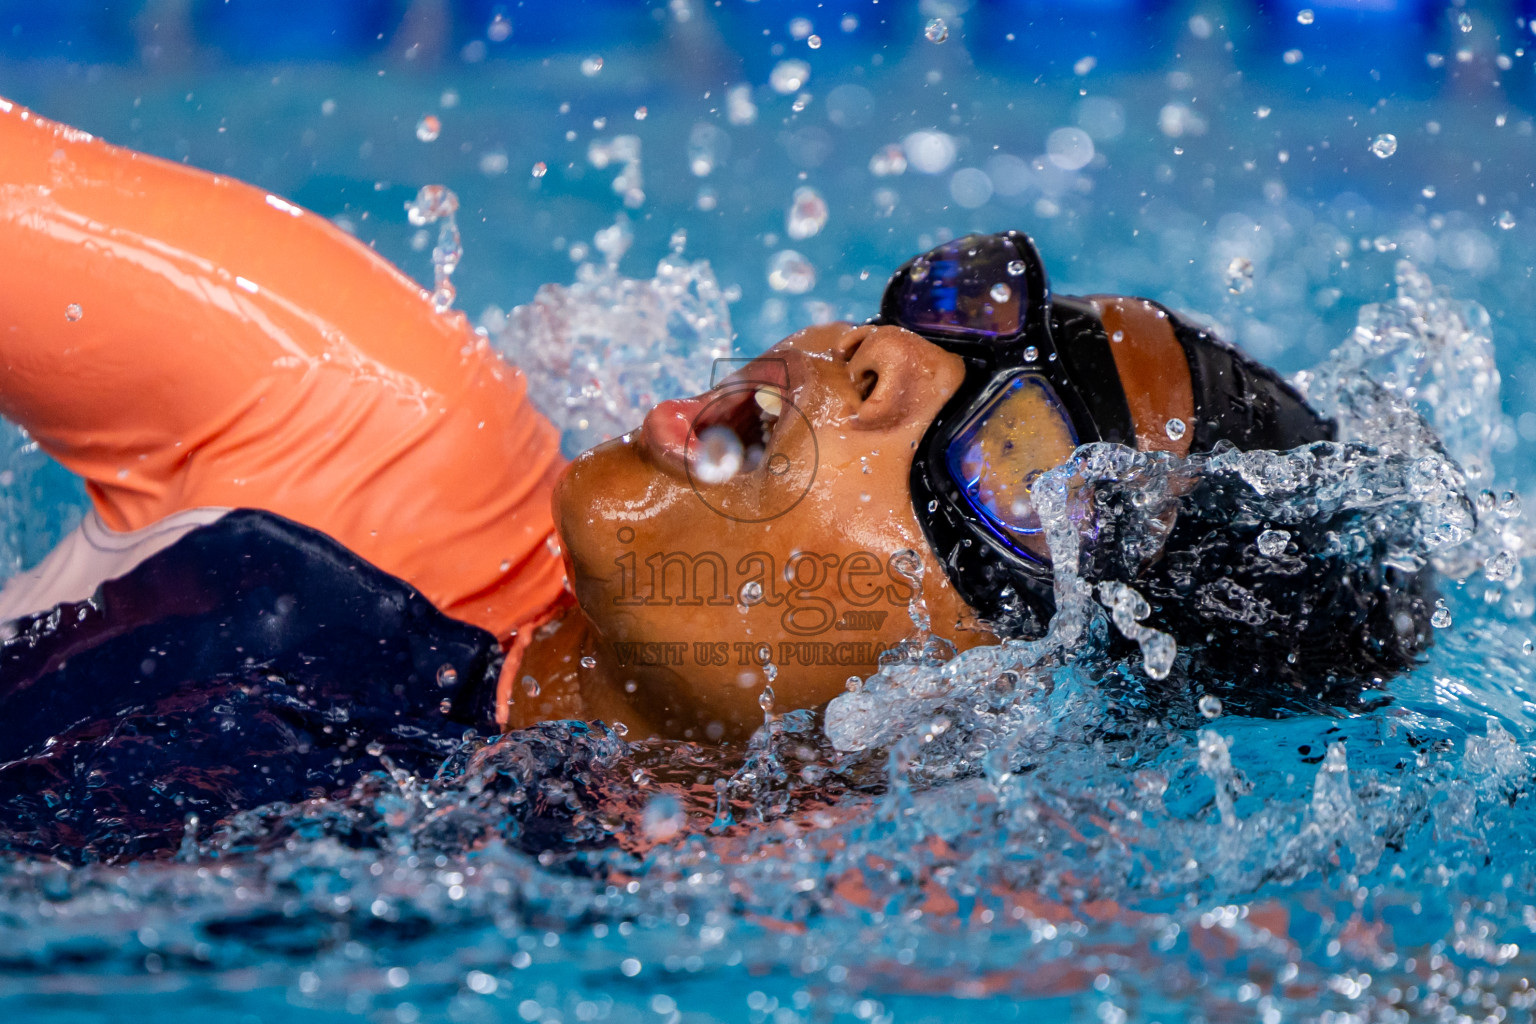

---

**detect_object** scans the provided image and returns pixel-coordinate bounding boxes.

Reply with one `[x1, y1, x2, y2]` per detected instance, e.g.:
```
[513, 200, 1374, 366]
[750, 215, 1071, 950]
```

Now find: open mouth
[692, 384, 783, 480]
[639, 381, 786, 483]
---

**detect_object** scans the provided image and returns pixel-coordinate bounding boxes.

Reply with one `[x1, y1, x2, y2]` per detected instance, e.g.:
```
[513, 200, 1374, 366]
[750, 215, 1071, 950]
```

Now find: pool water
[5, 2, 1536, 1022]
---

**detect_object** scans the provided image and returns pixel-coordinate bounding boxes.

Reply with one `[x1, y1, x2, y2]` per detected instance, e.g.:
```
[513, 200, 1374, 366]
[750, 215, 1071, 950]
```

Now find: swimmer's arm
[0, 96, 567, 659]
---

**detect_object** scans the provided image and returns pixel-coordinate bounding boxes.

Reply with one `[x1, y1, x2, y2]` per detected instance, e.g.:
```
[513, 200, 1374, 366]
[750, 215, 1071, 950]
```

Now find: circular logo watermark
[684, 365, 819, 523]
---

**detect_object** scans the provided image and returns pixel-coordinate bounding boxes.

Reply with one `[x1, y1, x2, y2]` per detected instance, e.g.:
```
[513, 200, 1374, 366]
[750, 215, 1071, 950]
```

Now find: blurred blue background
[2, 0, 1530, 350]
[5, 0, 1533, 564]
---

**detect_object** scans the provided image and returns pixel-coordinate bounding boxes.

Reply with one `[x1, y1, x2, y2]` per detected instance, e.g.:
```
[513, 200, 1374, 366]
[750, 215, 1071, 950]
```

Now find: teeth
[753, 388, 783, 417]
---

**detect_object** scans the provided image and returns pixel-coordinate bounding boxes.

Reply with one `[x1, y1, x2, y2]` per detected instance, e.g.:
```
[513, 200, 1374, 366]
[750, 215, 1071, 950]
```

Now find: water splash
[825, 262, 1513, 768]
[785, 186, 828, 240]
[1096, 581, 1177, 679]
[588, 135, 644, 208]
[483, 221, 734, 455]
[404, 185, 460, 313]
[1, 256, 1533, 1024]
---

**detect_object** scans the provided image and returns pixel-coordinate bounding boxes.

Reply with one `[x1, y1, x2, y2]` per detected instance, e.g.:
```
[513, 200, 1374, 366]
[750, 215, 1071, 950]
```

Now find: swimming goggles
[876, 230, 1336, 634]
[874, 230, 1134, 632]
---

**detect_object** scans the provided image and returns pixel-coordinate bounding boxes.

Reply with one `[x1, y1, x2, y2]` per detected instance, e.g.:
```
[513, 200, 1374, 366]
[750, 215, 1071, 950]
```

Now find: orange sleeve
[0, 97, 568, 659]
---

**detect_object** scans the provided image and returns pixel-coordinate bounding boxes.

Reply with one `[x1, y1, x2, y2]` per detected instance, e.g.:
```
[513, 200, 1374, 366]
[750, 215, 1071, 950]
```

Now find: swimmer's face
[553, 322, 995, 738]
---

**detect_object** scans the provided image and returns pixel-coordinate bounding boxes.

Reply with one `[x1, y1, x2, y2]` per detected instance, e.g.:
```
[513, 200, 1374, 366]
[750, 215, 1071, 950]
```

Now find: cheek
[804, 433, 929, 557]
[556, 445, 686, 581]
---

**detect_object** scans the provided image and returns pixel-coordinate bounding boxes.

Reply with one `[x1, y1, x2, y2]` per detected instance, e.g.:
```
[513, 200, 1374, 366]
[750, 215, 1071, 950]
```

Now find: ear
[840, 325, 966, 431]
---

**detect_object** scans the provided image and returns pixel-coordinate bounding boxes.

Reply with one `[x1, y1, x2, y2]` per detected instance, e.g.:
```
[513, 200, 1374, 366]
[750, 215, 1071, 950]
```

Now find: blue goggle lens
[893, 234, 1030, 339]
[945, 373, 1078, 538]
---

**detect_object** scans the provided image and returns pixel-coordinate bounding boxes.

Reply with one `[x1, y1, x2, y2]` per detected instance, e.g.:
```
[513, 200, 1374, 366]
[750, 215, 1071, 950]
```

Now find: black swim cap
[1165, 311, 1336, 454]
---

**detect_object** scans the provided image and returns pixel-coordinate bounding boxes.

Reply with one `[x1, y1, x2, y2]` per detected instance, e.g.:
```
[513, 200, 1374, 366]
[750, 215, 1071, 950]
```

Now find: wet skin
[513, 322, 1000, 740]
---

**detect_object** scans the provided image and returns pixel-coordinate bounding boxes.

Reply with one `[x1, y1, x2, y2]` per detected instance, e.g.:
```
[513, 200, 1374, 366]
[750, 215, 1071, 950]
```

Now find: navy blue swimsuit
[0, 509, 504, 861]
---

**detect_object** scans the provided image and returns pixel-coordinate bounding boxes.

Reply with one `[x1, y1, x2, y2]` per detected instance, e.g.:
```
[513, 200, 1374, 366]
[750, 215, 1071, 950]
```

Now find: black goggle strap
[1047, 297, 1135, 449]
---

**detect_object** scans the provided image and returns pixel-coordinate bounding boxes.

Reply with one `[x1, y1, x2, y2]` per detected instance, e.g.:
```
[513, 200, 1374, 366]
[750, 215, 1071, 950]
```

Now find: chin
[552, 433, 694, 618]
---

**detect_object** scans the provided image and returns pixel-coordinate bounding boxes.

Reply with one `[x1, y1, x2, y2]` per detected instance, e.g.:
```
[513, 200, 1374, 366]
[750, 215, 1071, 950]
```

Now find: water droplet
[927, 499, 939, 513]
[634, 106, 648, 121]
[807, 34, 822, 49]
[1198, 694, 1223, 719]
[908, 257, 930, 283]
[693, 424, 744, 483]
[769, 59, 811, 95]
[404, 185, 461, 313]
[989, 282, 1012, 303]
[1456, 11, 1472, 32]
[1499, 210, 1517, 230]
[415, 114, 440, 142]
[759, 686, 775, 712]
[1046, 126, 1095, 171]
[480, 151, 509, 176]
[531, 161, 547, 178]
[1023, 345, 1039, 362]
[365, 740, 384, 757]
[593, 216, 633, 265]
[521, 674, 541, 697]
[641, 794, 684, 841]
[64, 303, 82, 322]
[1165, 417, 1187, 441]
[1498, 492, 1523, 519]
[580, 655, 597, 669]
[924, 17, 949, 43]
[1007, 259, 1026, 276]
[1369, 133, 1398, 159]
[767, 250, 816, 294]
[487, 13, 512, 42]
[785, 186, 828, 240]
[726, 84, 758, 126]
[686, 122, 725, 177]
[1486, 550, 1519, 582]
[436, 664, 459, 688]
[1431, 602, 1452, 629]
[1256, 529, 1290, 558]
[1110, 330, 1124, 343]
[739, 580, 764, 605]
[581, 55, 604, 77]
[869, 144, 907, 177]
[1225, 256, 1254, 294]
[1524, 639, 1534, 656]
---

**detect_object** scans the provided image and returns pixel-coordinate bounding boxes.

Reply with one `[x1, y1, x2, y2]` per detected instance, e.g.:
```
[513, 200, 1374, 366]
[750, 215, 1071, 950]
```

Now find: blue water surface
[4, 2, 1536, 1023]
